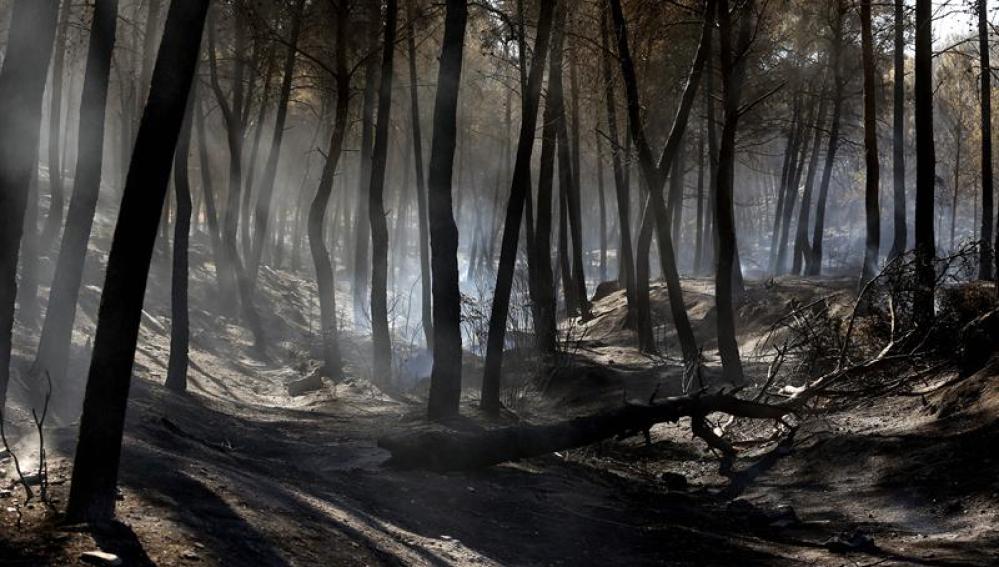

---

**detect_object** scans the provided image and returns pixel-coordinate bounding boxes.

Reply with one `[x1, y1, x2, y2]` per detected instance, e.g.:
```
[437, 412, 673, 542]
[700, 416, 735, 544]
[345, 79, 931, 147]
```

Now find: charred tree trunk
[354, 2, 379, 330]
[483, 83, 512, 278]
[702, 32, 719, 275]
[694, 126, 706, 274]
[406, 0, 433, 348]
[243, 45, 277, 222]
[31, 0, 119, 390]
[0, 0, 60, 406]
[65, 0, 209, 523]
[207, 10, 265, 351]
[557, 183, 575, 315]
[546, 7, 587, 318]
[769, 96, 801, 274]
[609, 0, 713, 364]
[889, 0, 908, 261]
[392, 133, 414, 289]
[530, 25, 561, 358]
[481, 1, 556, 414]
[951, 122, 962, 251]
[19, 161, 41, 331]
[207, 10, 244, 315]
[792, 88, 828, 275]
[914, 0, 936, 324]
[137, 0, 162, 110]
[166, 82, 196, 393]
[40, 0, 74, 250]
[669, 140, 686, 261]
[195, 94, 224, 291]
[979, 0, 994, 280]
[715, 0, 753, 384]
[807, 3, 846, 276]
[561, 125, 590, 318]
[635, 197, 656, 352]
[776, 98, 815, 275]
[307, 0, 349, 381]
[238, 42, 263, 264]
[464, 212, 480, 282]
[860, 0, 881, 285]
[382, 391, 791, 472]
[596, 125, 609, 282]
[369, 0, 398, 384]
[248, 0, 306, 289]
[426, 0, 469, 420]
[564, 19, 590, 317]
[485, 76, 515, 278]
[601, 9, 636, 326]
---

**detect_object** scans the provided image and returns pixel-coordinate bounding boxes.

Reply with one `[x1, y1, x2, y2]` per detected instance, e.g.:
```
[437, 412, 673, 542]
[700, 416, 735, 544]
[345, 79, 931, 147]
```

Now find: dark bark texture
[481, 0, 556, 414]
[426, 0, 469, 420]
[66, 0, 210, 522]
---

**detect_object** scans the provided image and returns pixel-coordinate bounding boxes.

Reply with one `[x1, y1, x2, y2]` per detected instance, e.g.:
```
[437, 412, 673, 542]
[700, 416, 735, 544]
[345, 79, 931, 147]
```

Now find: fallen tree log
[378, 392, 794, 471]
[379, 331, 909, 472]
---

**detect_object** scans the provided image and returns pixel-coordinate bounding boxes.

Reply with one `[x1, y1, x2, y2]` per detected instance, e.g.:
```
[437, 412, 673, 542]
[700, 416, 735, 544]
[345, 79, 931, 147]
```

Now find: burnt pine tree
[595, 121, 609, 282]
[807, 1, 846, 276]
[552, 9, 590, 320]
[889, 0, 907, 261]
[775, 95, 816, 275]
[913, 0, 936, 322]
[979, 0, 994, 280]
[702, 26, 720, 274]
[243, 45, 277, 237]
[600, 7, 636, 326]
[66, 0, 210, 523]
[715, 0, 754, 384]
[32, 0, 121, 390]
[426, 0, 470, 420]
[669, 138, 686, 253]
[609, 0, 713, 364]
[206, 9, 245, 315]
[0, 0, 61, 407]
[557, 184, 575, 316]
[137, 0, 163, 117]
[237, 36, 265, 264]
[769, 96, 801, 274]
[481, 0, 556, 415]
[166, 81, 197, 393]
[860, 0, 880, 285]
[18, 145, 42, 331]
[530, 3, 567, 358]
[195, 93, 225, 289]
[40, 0, 75, 250]
[248, 0, 307, 289]
[406, 0, 434, 349]
[206, 8, 266, 352]
[694, 125, 706, 274]
[369, 0, 398, 384]
[792, 81, 829, 275]
[353, 1, 380, 329]
[308, 0, 349, 381]
[548, 6, 577, 317]
[634, 196, 656, 352]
